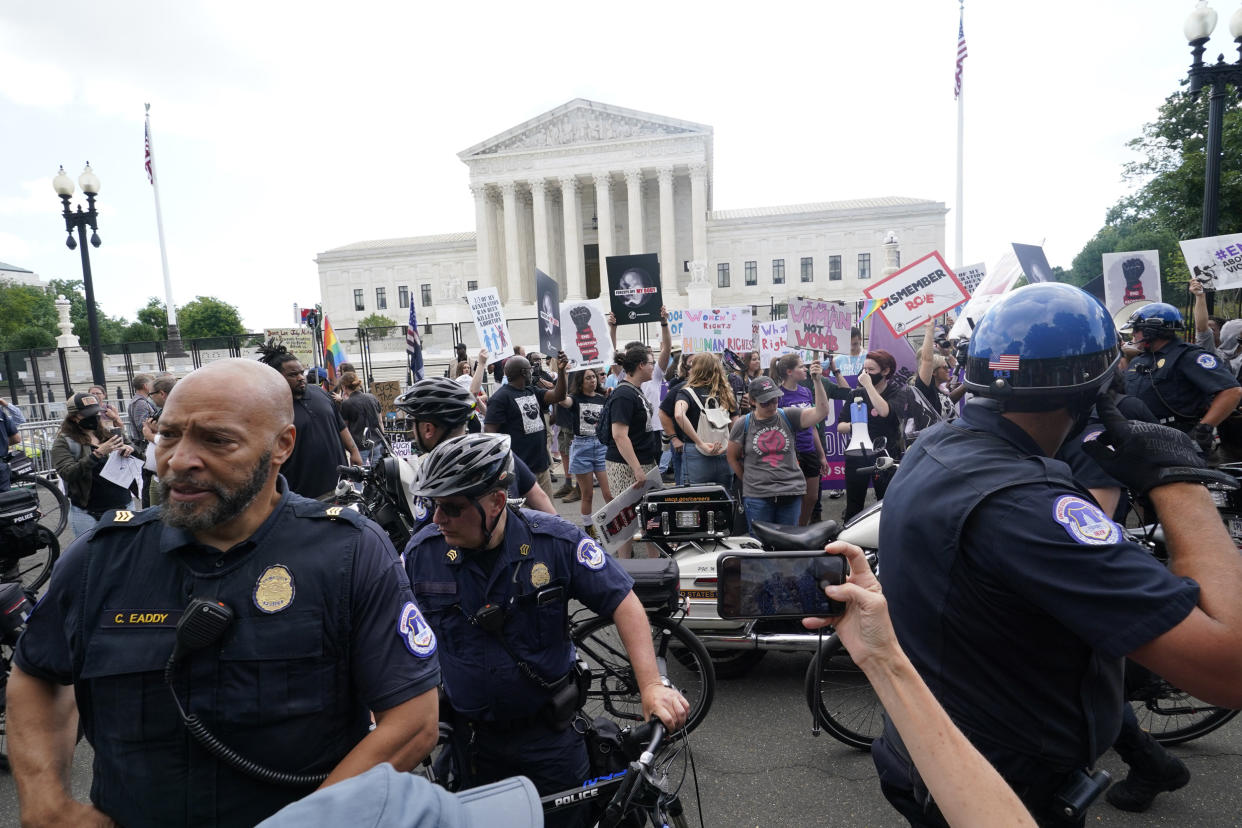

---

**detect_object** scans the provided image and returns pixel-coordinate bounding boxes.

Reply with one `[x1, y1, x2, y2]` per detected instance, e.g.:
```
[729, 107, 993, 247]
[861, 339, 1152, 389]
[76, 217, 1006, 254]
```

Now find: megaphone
[1114, 300, 1153, 334]
[845, 398, 874, 455]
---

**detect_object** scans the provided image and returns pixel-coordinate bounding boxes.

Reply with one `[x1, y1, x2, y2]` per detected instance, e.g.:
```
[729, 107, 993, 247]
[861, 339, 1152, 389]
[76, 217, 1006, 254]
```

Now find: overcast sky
[0, 1, 1213, 331]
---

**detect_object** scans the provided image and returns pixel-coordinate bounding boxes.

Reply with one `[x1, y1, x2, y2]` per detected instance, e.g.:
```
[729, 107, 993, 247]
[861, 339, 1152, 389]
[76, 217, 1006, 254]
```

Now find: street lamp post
[53, 163, 106, 388]
[1184, 1, 1242, 238]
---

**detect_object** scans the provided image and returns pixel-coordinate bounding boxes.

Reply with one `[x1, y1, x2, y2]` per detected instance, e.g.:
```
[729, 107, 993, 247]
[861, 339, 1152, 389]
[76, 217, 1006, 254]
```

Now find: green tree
[136, 297, 168, 340]
[121, 321, 161, 343]
[357, 312, 398, 336]
[177, 296, 246, 339]
[46, 278, 130, 345]
[0, 282, 57, 350]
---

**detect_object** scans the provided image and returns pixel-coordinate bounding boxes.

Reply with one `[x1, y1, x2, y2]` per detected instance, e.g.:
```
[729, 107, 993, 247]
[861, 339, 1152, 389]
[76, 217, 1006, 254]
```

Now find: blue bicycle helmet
[964, 283, 1119, 404]
[1120, 302, 1184, 338]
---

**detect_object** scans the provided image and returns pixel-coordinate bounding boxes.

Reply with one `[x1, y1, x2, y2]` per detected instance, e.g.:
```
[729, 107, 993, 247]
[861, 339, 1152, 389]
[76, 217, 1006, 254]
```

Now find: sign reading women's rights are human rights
[681, 307, 753, 353]
[863, 251, 969, 337]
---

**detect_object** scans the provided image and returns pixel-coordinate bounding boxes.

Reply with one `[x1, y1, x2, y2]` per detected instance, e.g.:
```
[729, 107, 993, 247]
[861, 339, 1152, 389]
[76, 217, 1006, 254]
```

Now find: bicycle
[2, 451, 66, 593]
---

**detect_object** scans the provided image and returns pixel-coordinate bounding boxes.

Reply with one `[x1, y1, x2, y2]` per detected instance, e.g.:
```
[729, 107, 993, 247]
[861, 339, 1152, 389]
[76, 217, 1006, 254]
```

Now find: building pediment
[459, 99, 711, 159]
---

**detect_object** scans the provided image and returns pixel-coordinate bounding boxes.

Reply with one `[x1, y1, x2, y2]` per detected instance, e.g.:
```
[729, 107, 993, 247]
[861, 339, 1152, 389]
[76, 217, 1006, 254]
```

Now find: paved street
[3, 479, 1241, 826]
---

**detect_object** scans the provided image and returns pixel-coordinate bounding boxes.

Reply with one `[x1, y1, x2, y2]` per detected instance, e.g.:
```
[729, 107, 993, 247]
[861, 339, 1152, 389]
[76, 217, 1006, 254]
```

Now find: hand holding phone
[802, 542, 897, 671]
[717, 551, 846, 620]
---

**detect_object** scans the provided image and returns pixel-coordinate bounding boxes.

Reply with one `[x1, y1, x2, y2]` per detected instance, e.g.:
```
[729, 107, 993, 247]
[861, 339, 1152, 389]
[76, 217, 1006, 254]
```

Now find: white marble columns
[625, 169, 644, 255]
[657, 166, 676, 289]
[500, 181, 522, 303]
[471, 184, 493, 297]
[689, 163, 708, 267]
[560, 176, 585, 299]
[594, 173, 615, 270]
[531, 179, 550, 277]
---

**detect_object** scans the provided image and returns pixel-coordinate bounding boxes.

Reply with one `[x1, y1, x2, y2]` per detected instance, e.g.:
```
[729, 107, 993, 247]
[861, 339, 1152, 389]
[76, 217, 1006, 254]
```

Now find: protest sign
[755, 320, 790, 365]
[682, 307, 753, 353]
[591, 467, 664, 553]
[1012, 243, 1055, 283]
[1102, 250, 1161, 313]
[536, 269, 562, 356]
[863, 251, 968, 337]
[263, 328, 315, 367]
[666, 308, 687, 348]
[370, 380, 402, 416]
[787, 298, 854, 353]
[949, 252, 1023, 339]
[606, 253, 663, 324]
[957, 262, 987, 295]
[1179, 232, 1242, 291]
[467, 287, 514, 365]
[560, 299, 612, 370]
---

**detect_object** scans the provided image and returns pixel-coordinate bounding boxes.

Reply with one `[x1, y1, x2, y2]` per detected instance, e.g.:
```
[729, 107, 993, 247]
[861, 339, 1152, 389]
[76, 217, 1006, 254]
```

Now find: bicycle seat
[750, 520, 841, 551]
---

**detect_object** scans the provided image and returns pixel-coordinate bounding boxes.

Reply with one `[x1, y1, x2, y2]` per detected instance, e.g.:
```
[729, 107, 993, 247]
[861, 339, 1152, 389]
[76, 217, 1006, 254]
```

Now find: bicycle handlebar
[601, 719, 666, 828]
[336, 464, 367, 482]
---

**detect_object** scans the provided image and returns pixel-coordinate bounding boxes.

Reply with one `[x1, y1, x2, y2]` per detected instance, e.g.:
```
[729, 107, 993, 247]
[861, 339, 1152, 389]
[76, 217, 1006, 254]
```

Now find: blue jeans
[682, 443, 734, 490]
[70, 504, 101, 539]
[672, 446, 685, 485]
[742, 496, 801, 531]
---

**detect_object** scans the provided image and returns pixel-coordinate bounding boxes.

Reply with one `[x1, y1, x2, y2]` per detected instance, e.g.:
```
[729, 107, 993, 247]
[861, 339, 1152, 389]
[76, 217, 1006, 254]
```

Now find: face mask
[79, 415, 100, 431]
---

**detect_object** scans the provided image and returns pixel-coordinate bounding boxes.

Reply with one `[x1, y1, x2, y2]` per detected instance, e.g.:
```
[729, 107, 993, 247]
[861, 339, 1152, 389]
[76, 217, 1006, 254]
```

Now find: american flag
[144, 121, 154, 185]
[407, 300, 425, 382]
[988, 355, 1020, 371]
[954, 9, 968, 100]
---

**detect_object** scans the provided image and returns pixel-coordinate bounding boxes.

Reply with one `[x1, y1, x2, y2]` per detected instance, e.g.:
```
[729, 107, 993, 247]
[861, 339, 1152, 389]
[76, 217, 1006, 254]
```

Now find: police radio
[165, 597, 329, 787]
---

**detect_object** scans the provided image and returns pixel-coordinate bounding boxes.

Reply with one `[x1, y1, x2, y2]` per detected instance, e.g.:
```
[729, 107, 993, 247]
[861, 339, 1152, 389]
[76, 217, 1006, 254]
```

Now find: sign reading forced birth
[862, 251, 969, 337]
[466, 287, 514, 365]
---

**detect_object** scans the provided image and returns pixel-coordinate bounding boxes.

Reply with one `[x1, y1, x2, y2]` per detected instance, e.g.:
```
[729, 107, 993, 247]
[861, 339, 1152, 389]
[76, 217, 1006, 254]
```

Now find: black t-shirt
[340, 392, 382, 447]
[604, 382, 660, 464]
[839, 381, 909, 457]
[914, 376, 955, 421]
[674, 385, 738, 433]
[659, 379, 688, 441]
[84, 465, 132, 512]
[484, 384, 551, 473]
[569, 392, 606, 437]
[283, 385, 348, 498]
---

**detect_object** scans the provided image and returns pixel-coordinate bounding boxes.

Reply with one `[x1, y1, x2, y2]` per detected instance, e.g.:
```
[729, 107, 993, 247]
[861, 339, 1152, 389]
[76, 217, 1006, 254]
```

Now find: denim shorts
[569, 437, 607, 474]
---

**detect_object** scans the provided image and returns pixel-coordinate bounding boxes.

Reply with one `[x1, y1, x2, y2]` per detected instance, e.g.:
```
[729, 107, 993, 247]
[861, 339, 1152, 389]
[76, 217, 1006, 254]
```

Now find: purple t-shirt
[779, 384, 815, 454]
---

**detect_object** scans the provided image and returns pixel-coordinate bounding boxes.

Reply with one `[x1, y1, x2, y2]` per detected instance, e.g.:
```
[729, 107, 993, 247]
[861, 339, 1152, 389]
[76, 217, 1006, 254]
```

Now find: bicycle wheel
[805, 633, 884, 750]
[4, 528, 60, 593]
[1131, 681, 1240, 746]
[11, 474, 69, 540]
[573, 614, 715, 736]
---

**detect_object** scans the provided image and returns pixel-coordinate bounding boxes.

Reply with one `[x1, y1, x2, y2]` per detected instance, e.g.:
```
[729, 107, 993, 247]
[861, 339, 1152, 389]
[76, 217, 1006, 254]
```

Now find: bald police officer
[8, 359, 441, 828]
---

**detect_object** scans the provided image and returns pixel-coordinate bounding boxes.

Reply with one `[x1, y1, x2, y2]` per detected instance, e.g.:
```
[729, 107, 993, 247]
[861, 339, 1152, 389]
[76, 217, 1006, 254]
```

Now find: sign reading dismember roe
[862, 251, 969, 337]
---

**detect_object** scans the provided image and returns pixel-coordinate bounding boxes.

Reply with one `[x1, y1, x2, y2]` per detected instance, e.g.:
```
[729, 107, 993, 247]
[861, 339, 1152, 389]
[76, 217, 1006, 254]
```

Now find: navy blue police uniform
[403, 509, 633, 810]
[1124, 340, 1239, 432]
[873, 401, 1199, 826]
[14, 477, 441, 828]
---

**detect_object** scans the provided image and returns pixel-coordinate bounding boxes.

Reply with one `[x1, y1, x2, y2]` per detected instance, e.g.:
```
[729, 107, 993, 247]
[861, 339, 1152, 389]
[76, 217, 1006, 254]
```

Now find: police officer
[393, 376, 556, 521]
[403, 433, 689, 828]
[8, 359, 442, 828]
[874, 283, 1242, 826]
[1122, 302, 1242, 454]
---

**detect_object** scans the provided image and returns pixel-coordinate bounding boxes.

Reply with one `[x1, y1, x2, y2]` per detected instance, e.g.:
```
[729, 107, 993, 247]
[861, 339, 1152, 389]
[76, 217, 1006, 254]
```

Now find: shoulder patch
[1197, 353, 1219, 370]
[293, 500, 365, 525]
[1052, 495, 1121, 546]
[399, 601, 437, 657]
[575, 537, 607, 571]
[93, 506, 160, 532]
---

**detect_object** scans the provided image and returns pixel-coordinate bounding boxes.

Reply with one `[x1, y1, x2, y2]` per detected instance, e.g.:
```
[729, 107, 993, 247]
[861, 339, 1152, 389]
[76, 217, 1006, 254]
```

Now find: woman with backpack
[673, 354, 738, 490]
[727, 367, 831, 530]
[556, 368, 613, 537]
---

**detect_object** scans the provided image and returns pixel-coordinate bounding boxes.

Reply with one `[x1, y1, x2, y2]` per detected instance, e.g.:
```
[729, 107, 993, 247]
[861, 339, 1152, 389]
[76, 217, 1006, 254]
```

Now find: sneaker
[827, 490, 843, 499]
[553, 481, 575, 499]
[562, 488, 582, 503]
[1105, 756, 1191, 812]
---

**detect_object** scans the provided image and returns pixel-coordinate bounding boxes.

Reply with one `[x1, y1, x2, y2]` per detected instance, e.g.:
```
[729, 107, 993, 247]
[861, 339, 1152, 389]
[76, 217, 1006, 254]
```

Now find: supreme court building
[316, 99, 947, 331]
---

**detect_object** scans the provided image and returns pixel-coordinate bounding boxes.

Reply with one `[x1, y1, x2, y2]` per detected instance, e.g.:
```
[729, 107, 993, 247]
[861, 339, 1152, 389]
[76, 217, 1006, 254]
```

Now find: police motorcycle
[632, 399, 885, 680]
[329, 427, 420, 552]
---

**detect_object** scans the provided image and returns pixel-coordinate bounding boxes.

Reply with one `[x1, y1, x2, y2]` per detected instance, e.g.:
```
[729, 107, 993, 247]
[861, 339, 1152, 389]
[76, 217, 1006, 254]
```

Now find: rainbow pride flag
[859, 298, 884, 323]
[322, 317, 349, 382]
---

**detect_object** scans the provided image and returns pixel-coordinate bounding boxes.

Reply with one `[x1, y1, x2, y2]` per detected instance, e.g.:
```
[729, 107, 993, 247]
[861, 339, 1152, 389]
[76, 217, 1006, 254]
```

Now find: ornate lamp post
[53, 163, 106, 387]
[1184, 1, 1242, 237]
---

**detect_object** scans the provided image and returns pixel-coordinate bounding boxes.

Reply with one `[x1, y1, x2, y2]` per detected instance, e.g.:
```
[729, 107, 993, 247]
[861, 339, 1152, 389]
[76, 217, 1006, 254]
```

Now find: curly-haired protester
[673, 353, 737, 490]
[257, 339, 361, 498]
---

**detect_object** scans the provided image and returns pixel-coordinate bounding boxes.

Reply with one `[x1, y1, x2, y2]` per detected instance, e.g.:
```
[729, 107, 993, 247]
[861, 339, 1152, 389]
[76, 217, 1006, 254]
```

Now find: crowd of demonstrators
[396, 376, 554, 519]
[338, 371, 383, 466]
[673, 353, 738, 490]
[837, 349, 911, 523]
[771, 353, 851, 524]
[403, 432, 688, 828]
[257, 340, 362, 499]
[9, 359, 441, 828]
[483, 352, 568, 500]
[555, 367, 612, 535]
[727, 369, 831, 530]
[53, 391, 138, 538]
[451, 347, 490, 432]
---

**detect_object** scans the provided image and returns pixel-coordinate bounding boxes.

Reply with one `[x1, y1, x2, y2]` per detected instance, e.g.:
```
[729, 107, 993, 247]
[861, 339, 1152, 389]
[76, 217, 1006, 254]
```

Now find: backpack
[594, 385, 629, 447]
[683, 388, 731, 446]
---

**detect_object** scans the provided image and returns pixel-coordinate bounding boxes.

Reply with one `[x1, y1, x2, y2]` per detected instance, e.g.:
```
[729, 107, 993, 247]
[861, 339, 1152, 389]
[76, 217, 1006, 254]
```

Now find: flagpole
[145, 103, 188, 358]
[954, 2, 966, 270]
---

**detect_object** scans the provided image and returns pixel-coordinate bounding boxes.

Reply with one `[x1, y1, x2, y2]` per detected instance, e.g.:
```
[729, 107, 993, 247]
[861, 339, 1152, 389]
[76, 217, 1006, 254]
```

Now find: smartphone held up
[716, 552, 847, 620]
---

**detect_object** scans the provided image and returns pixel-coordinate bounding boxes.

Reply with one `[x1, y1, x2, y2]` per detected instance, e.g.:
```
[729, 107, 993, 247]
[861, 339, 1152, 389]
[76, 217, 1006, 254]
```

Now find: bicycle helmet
[1120, 302, 1184, 339]
[964, 283, 1119, 409]
[411, 433, 515, 500]
[394, 377, 476, 427]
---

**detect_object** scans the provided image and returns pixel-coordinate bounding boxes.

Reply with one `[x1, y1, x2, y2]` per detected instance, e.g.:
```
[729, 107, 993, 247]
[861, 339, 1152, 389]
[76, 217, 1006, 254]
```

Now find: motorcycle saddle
[750, 520, 841, 551]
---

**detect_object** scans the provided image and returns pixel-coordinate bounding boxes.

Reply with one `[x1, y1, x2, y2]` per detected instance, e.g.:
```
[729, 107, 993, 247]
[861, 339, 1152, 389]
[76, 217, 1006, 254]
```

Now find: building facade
[316, 99, 946, 330]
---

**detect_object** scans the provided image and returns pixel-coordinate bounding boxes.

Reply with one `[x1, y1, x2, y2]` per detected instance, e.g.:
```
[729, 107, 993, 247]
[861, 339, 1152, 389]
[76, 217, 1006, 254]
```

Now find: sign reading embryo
[787, 299, 854, 353]
[863, 251, 969, 337]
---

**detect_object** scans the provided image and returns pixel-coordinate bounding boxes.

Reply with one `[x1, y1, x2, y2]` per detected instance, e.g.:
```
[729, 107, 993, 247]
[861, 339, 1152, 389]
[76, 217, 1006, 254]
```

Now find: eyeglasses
[432, 499, 470, 518]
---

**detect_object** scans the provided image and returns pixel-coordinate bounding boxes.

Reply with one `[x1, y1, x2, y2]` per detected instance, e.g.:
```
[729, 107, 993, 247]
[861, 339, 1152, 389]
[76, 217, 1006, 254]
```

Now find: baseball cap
[748, 376, 781, 404]
[257, 764, 542, 828]
[68, 392, 102, 418]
